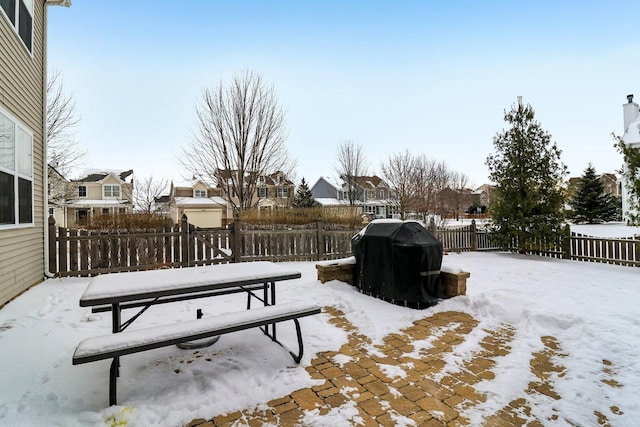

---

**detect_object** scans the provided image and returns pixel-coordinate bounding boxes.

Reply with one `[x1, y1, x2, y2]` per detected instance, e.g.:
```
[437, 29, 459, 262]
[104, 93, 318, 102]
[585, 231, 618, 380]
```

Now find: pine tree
[293, 178, 316, 208]
[485, 98, 567, 253]
[570, 164, 618, 224]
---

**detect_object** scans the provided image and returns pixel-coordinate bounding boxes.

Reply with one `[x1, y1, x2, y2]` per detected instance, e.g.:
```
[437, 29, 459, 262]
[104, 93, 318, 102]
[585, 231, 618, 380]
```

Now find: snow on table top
[80, 262, 301, 305]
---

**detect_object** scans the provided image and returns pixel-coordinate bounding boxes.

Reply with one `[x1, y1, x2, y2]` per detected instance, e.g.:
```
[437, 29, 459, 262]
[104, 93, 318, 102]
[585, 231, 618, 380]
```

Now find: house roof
[314, 198, 350, 207]
[216, 169, 293, 186]
[174, 197, 226, 207]
[73, 169, 133, 183]
[67, 199, 131, 208]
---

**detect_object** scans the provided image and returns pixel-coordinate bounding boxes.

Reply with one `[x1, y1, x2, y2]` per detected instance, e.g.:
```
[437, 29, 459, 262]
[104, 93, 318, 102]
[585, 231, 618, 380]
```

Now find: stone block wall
[316, 261, 469, 298]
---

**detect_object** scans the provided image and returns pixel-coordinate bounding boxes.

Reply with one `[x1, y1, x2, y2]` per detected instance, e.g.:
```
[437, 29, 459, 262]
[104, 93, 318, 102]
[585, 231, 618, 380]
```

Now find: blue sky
[47, 1, 640, 189]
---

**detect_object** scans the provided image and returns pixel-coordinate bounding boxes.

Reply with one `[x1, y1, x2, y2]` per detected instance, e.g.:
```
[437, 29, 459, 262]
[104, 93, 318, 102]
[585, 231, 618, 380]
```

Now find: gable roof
[73, 169, 133, 183]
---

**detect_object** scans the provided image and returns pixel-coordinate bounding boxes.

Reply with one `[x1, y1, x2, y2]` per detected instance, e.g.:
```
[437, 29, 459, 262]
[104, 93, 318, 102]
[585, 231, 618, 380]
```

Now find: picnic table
[73, 261, 321, 405]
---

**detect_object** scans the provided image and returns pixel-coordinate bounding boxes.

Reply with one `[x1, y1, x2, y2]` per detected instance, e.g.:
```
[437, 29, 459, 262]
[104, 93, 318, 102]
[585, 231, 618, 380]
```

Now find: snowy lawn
[0, 252, 639, 426]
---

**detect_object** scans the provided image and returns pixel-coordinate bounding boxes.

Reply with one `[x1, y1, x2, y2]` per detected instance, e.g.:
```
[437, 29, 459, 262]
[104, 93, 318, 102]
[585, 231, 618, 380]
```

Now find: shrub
[239, 207, 363, 226]
[80, 213, 173, 231]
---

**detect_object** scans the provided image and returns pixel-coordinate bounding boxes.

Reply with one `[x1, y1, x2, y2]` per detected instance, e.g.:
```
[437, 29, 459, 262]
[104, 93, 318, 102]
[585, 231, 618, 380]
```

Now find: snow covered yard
[0, 252, 639, 426]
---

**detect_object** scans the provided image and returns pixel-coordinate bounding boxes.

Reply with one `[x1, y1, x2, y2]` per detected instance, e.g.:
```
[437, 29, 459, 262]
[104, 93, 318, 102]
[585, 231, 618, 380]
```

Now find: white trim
[0, 0, 34, 55]
[0, 105, 34, 229]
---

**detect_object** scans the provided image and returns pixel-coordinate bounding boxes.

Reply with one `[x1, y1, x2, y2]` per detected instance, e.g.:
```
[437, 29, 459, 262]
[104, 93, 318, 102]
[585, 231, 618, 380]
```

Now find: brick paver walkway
[185, 307, 623, 426]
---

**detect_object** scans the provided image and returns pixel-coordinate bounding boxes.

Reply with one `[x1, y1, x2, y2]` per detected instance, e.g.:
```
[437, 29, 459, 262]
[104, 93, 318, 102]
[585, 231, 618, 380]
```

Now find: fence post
[181, 214, 190, 267]
[48, 215, 57, 275]
[471, 219, 477, 251]
[429, 217, 436, 232]
[230, 218, 242, 264]
[316, 219, 325, 261]
[562, 224, 571, 259]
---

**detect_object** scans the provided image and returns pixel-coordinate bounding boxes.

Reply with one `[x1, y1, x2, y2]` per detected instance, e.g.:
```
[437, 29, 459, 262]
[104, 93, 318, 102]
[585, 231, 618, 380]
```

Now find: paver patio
[185, 307, 623, 427]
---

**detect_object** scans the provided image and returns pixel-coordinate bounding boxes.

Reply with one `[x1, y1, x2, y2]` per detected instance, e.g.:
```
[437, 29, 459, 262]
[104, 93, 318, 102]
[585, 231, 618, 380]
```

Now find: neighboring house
[65, 169, 134, 227]
[0, 0, 70, 307]
[311, 177, 340, 200]
[473, 184, 493, 209]
[620, 94, 640, 223]
[168, 179, 227, 228]
[47, 164, 71, 226]
[312, 175, 398, 218]
[340, 175, 398, 219]
[215, 169, 295, 212]
[566, 173, 621, 202]
[152, 194, 171, 218]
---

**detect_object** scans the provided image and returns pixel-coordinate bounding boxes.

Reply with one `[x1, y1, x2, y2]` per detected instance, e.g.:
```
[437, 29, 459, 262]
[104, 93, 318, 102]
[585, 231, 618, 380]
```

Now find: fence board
[49, 217, 640, 277]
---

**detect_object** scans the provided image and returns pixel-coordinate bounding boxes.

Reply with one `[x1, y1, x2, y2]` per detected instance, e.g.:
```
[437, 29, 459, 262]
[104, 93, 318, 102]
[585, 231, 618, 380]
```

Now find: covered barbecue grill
[351, 220, 443, 307]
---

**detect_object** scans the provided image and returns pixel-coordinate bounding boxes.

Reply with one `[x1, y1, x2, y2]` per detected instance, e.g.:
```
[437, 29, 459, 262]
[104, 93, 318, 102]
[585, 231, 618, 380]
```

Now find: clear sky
[47, 1, 640, 190]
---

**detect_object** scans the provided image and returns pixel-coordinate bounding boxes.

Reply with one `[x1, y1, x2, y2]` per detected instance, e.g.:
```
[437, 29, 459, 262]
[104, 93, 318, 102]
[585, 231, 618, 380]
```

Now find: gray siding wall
[0, 1, 47, 307]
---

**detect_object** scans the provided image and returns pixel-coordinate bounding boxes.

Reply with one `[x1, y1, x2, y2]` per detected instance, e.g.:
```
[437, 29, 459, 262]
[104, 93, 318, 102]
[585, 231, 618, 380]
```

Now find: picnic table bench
[72, 262, 321, 406]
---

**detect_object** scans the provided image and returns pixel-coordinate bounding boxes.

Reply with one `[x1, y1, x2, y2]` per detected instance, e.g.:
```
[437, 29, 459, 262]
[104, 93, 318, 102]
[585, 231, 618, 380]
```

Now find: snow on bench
[73, 302, 321, 405]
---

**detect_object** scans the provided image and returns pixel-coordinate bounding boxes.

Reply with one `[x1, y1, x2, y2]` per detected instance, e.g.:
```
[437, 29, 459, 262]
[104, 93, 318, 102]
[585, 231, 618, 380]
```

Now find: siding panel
[0, 0, 48, 307]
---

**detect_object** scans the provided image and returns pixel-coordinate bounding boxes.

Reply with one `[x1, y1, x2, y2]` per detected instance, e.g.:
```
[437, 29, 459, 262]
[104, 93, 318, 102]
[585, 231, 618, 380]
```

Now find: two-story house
[1, 0, 70, 307]
[311, 175, 398, 218]
[65, 169, 134, 227]
[341, 175, 398, 219]
[168, 179, 227, 228]
[215, 169, 295, 213]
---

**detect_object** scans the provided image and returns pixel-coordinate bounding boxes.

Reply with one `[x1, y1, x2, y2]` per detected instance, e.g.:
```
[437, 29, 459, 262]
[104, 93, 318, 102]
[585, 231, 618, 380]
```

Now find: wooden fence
[48, 217, 640, 277]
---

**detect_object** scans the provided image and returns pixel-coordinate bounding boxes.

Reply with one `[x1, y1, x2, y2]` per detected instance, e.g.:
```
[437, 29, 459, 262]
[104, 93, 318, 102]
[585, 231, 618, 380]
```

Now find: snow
[1, 253, 639, 426]
[571, 222, 640, 238]
[80, 261, 301, 304]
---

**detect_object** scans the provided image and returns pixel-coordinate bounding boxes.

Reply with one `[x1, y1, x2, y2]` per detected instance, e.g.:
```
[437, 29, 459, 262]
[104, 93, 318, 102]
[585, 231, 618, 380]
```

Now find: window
[101, 208, 109, 215]
[48, 207, 53, 216]
[103, 185, 120, 198]
[276, 187, 288, 198]
[258, 187, 267, 198]
[258, 176, 265, 184]
[118, 208, 126, 214]
[366, 190, 375, 199]
[0, 0, 33, 52]
[379, 189, 386, 199]
[0, 108, 32, 227]
[78, 185, 87, 197]
[194, 189, 206, 197]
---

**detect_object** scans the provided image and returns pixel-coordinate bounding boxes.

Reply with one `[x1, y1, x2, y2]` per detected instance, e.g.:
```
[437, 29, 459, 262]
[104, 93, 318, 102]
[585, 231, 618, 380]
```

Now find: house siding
[0, 1, 47, 307]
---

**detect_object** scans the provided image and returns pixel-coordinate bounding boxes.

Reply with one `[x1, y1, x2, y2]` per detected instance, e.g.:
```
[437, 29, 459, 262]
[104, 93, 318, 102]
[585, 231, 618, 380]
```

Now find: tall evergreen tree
[486, 98, 567, 253]
[569, 164, 618, 224]
[293, 178, 316, 208]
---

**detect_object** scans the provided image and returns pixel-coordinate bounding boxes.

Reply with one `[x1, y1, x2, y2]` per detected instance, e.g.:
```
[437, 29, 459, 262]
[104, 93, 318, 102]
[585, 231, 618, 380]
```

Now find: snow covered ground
[0, 253, 638, 426]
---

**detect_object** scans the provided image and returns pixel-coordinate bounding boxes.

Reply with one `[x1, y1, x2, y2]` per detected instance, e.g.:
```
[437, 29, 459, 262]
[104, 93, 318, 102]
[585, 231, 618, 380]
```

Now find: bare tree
[439, 171, 471, 220]
[181, 71, 294, 214]
[133, 175, 169, 213]
[335, 140, 368, 206]
[381, 150, 418, 219]
[47, 70, 85, 177]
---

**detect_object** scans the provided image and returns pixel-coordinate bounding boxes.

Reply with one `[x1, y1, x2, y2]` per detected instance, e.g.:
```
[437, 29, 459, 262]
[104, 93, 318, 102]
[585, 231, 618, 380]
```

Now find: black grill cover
[351, 221, 443, 306]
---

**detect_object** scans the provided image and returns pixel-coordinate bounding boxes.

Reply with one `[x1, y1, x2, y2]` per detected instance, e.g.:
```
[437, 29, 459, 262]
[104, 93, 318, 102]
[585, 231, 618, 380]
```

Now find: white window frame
[276, 187, 288, 198]
[0, 106, 33, 228]
[194, 189, 206, 197]
[78, 185, 87, 198]
[257, 187, 267, 198]
[103, 184, 121, 199]
[0, 0, 33, 54]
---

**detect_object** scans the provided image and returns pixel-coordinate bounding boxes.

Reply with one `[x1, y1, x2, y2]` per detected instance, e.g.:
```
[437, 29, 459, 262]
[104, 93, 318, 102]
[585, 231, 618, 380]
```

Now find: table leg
[270, 281, 276, 340]
[111, 303, 121, 378]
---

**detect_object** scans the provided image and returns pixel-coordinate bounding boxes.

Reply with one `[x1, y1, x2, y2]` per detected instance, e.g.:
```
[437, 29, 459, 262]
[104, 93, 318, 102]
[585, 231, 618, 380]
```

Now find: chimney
[623, 93, 639, 131]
